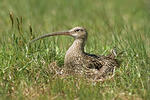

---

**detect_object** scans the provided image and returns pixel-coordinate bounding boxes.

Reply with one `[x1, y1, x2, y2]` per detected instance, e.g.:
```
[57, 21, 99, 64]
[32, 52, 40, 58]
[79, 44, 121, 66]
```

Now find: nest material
[48, 62, 116, 82]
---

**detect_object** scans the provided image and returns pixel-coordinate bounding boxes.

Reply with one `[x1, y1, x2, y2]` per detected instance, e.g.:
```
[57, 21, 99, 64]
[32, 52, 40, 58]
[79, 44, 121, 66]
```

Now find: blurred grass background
[0, 0, 150, 99]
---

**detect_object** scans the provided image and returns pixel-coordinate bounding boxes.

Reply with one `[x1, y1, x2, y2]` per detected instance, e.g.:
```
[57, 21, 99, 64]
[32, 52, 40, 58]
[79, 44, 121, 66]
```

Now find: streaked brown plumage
[30, 27, 120, 80]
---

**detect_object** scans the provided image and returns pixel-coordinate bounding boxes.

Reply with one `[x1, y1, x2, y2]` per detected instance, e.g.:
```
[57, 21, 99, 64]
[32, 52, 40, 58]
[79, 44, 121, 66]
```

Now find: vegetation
[0, 0, 150, 99]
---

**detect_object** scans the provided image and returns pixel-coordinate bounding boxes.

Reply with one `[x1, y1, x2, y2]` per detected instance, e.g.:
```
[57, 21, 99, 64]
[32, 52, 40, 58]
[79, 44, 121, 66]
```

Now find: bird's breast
[64, 50, 85, 68]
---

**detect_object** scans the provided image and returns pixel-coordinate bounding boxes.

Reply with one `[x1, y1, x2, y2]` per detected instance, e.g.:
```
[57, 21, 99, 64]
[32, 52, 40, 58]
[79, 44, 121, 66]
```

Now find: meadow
[0, 0, 150, 99]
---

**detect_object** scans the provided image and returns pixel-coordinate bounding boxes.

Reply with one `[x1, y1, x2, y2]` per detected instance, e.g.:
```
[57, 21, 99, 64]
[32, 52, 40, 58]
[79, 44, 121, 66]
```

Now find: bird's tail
[108, 48, 124, 68]
[108, 48, 124, 59]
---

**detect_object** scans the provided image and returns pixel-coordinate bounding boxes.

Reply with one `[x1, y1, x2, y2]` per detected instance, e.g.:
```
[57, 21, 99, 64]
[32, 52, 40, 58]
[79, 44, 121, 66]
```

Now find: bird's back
[82, 52, 120, 79]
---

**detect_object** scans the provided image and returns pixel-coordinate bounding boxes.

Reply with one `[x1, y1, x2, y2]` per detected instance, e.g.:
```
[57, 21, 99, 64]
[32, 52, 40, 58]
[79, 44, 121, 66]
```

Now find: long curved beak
[30, 31, 71, 43]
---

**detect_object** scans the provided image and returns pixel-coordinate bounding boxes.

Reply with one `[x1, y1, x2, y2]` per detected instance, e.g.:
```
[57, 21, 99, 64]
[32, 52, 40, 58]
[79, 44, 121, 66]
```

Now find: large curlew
[30, 27, 120, 81]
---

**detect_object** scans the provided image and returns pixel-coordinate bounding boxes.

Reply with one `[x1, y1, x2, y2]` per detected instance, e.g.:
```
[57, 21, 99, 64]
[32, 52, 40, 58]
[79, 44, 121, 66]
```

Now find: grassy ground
[0, 0, 150, 99]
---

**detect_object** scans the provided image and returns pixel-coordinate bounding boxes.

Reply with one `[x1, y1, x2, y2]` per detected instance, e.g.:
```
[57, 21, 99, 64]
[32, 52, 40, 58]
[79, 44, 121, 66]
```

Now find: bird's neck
[64, 38, 86, 66]
[66, 38, 86, 56]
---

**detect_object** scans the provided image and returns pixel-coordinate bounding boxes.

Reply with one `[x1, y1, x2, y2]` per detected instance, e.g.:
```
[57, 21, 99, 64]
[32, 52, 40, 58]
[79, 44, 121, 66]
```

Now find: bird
[30, 27, 120, 80]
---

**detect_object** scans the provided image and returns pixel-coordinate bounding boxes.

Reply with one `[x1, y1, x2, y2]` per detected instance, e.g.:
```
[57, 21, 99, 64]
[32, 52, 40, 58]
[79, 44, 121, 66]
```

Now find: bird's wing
[84, 53, 119, 78]
[84, 53, 105, 70]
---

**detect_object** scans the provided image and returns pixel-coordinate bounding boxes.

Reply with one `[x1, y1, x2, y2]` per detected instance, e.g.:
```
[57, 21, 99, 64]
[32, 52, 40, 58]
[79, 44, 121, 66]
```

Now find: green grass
[0, 0, 150, 99]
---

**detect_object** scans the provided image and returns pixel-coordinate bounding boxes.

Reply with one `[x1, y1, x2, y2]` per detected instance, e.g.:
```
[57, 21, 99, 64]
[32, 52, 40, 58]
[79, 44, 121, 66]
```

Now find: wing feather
[83, 53, 119, 77]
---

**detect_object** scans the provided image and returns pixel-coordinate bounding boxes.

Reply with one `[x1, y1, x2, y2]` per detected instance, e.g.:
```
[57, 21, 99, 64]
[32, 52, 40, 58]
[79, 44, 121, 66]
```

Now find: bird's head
[69, 27, 87, 39]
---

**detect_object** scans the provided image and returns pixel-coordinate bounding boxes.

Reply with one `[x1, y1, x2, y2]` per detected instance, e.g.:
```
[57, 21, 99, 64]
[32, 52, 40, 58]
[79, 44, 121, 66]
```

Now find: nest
[48, 62, 116, 82]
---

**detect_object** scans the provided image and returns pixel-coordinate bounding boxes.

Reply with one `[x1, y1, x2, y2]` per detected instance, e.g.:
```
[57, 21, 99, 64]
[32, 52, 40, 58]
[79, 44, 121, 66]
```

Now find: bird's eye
[75, 29, 80, 32]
